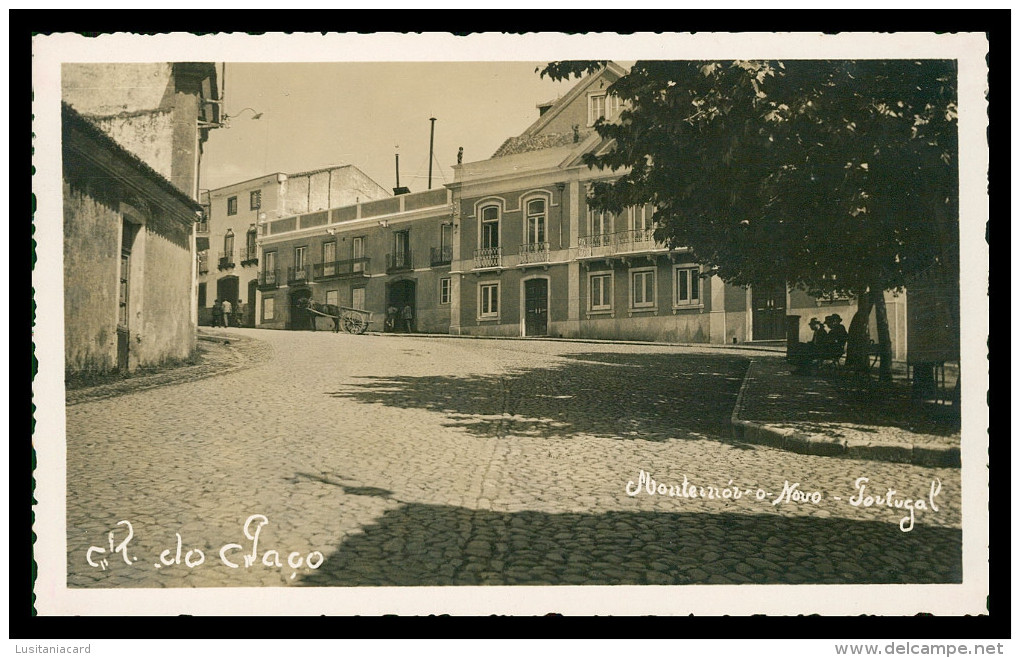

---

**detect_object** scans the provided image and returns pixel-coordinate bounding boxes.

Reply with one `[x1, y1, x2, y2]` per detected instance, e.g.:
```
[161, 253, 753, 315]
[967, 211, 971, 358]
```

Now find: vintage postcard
[31, 31, 989, 617]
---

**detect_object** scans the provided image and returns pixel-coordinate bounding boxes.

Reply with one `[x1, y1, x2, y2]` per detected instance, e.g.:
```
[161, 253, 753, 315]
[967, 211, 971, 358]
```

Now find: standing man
[401, 303, 414, 334]
[211, 299, 222, 328]
[234, 299, 244, 327]
[221, 298, 232, 328]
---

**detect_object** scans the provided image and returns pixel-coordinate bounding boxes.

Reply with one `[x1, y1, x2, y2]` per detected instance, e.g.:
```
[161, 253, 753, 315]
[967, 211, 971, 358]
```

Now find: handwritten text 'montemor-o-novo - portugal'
[625, 471, 943, 532]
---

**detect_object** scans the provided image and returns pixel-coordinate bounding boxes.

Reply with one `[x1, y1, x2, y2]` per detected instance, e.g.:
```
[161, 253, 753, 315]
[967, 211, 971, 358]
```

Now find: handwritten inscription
[624, 470, 944, 532]
[85, 514, 324, 580]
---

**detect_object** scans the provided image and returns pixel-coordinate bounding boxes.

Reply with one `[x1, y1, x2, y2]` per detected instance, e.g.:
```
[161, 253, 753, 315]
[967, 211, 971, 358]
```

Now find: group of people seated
[789, 314, 849, 375]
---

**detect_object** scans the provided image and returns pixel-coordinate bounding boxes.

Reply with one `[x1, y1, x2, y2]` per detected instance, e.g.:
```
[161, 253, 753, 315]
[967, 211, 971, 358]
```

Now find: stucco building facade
[223, 63, 914, 360]
[196, 165, 391, 327]
[60, 62, 218, 375]
[62, 104, 205, 375]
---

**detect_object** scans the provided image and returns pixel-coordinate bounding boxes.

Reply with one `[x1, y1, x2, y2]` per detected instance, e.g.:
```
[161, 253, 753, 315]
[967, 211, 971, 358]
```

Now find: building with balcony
[447, 62, 908, 353]
[196, 165, 390, 327]
[256, 188, 454, 333]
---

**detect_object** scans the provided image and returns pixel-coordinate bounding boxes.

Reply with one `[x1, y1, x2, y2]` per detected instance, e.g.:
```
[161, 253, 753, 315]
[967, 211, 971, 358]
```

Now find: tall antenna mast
[428, 117, 436, 190]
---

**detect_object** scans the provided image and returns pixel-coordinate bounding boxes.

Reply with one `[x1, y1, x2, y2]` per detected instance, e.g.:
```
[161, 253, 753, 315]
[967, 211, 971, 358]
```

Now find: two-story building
[448, 63, 907, 357]
[228, 62, 909, 359]
[255, 188, 455, 333]
[197, 165, 390, 327]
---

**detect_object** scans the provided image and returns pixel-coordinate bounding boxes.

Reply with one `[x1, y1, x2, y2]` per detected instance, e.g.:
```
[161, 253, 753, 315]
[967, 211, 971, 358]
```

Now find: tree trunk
[872, 289, 894, 382]
[845, 290, 874, 373]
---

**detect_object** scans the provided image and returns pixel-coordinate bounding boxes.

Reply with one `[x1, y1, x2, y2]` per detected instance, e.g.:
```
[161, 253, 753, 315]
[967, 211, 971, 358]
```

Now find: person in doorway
[211, 299, 222, 328]
[221, 298, 232, 327]
[385, 306, 398, 332]
[401, 304, 414, 333]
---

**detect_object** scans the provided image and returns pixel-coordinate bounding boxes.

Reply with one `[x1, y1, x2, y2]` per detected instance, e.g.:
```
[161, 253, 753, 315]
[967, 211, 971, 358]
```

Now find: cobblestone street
[65, 330, 962, 588]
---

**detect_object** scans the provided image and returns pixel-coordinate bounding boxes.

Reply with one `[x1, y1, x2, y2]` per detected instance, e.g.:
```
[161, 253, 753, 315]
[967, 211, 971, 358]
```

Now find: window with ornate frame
[673, 265, 702, 308]
[589, 272, 613, 312]
[479, 282, 499, 319]
[440, 277, 452, 305]
[630, 267, 656, 309]
[480, 205, 500, 249]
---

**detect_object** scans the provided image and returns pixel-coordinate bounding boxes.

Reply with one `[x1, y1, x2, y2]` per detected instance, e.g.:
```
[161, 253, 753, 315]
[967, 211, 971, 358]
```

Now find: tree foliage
[542, 59, 959, 298]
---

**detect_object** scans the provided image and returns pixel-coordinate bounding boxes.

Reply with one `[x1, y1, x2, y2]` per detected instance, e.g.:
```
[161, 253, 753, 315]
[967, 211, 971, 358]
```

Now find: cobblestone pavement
[65, 330, 961, 589]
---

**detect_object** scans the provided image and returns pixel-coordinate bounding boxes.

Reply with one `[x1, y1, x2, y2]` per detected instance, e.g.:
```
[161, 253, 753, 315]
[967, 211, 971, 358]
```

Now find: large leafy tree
[542, 60, 958, 380]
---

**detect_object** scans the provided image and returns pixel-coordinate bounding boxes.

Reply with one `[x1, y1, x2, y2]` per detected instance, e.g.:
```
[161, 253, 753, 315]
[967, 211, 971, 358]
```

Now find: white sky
[200, 62, 580, 193]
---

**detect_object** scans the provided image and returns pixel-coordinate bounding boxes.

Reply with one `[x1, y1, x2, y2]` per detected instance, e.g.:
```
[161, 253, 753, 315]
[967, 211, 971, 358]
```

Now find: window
[479, 282, 499, 319]
[352, 287, 365, 310]
[480, 205, 499, 249]
[246, 226, 257, 260]
[589, 273, 612, 311]
[588, 207, 613, 238]
[440, 277, 451, 305]
[263, 297, 275, 321]
[440, 223, 452, 250]
[197, 282, 207, 308]
[294, 247, 307, 278]
[264, 250, 276, 273]
[352, 236, 365, 272]
[628, 205, 652, 232]
[525, 199, 546, 245]
[227, 196, 238, 216]
[322, 241, 337, 276]
[250, 190, 261, 211]
[588, 93, 621, 126]
[674, 266, 701, 307]
[631, 268, 656, 309]
[197, 207, 209, 233]
[325, 289, 338, 306]
[392, 230, 410, 269]
[223, 229, 235, 255]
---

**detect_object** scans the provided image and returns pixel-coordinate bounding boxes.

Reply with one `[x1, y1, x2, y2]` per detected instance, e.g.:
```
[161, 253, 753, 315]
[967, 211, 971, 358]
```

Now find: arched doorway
[246, 279, 258, 327]
[289, 287, 313, 330]
[386, 279, 416, 332]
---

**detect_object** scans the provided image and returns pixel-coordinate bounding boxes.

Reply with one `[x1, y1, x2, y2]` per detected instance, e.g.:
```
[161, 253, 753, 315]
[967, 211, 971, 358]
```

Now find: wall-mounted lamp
[378, 220, 389, 228]
[326, 228, 338, 236]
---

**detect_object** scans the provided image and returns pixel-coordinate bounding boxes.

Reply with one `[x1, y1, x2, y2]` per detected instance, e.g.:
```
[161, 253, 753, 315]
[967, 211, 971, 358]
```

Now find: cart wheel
[343, 313, 366, 334]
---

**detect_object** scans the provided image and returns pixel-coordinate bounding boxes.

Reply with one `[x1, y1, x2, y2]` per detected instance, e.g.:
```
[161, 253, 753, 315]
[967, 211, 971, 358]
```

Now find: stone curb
[66, 334, 274, 406]
[372, 331, 787, 354]
[731, 360, 961, 468]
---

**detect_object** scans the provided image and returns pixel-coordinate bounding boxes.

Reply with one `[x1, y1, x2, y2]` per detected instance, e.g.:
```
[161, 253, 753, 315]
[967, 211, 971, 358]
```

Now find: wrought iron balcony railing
[473, 247, 502, 269]
[240, 248, 259, 267]
[314, 257, 371, 280]
[218, 251, 235, 269]
[287, 265, 312, 284]
[257, 269, 279, 289]
[386, 250, 413, 273]
[430, 245, 453, 267]
[577, 229, 658, 258]
[518, 242, 550, 264]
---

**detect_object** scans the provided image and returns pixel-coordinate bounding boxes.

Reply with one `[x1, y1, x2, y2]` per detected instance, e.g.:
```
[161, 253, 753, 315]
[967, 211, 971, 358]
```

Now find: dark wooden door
[751, 283, 787, 340]
[524, 278, 548, 337]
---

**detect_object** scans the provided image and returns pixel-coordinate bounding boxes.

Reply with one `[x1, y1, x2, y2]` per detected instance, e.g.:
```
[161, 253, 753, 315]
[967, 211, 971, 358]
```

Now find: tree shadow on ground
[328, 353, 749, 443]
[745, 358, 961, 436]
[300, 502, 961, 587]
